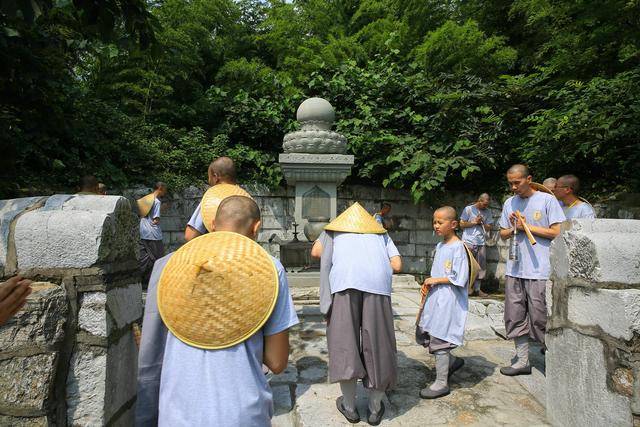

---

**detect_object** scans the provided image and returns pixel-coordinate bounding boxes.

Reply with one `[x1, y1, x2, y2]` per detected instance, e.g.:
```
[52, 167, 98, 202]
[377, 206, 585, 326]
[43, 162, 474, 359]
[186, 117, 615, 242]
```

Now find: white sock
[513, 336, 530, 368]
[340, 380, 357, 412]
[368, 389, 385, 414]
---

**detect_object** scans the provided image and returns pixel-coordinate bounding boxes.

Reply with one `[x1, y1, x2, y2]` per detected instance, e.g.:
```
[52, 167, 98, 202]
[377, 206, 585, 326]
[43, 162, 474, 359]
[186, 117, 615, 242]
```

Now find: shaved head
[434, 206, 457, 221]
[209, 157, 237, 184]
[478, 193, 490, 202]
[507, 164, 530, 178]
[543, 177, 557, 187]
[214, 196, 260, 237]
[558, 174, 581, 193]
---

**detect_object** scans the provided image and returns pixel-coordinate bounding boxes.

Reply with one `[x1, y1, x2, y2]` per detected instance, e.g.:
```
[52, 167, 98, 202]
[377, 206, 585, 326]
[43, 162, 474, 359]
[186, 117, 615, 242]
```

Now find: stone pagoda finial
[282, 97, 347, 154]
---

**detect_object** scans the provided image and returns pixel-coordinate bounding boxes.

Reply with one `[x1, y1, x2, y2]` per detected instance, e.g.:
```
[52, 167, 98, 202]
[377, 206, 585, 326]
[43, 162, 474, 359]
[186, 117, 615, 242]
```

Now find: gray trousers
[327, 289, 397, 391]
[504, 276, 547, 344]
[467, 244, 486, 291]
[139, 239, 165, 288]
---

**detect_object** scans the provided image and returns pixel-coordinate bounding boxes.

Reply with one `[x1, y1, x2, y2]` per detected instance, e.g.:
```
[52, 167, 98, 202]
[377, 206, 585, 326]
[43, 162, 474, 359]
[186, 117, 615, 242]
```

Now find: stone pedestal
[546, 218, 640, 427]
[279, 153, 354, 239]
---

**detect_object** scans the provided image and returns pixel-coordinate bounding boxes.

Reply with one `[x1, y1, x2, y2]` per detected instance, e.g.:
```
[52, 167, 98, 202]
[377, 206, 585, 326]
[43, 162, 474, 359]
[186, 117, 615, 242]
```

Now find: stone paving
[271, 275, 549, 426]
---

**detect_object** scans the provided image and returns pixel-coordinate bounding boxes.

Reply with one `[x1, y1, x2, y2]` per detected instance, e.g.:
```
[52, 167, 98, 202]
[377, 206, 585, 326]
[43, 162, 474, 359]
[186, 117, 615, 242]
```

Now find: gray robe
[135, 252, 174, 427]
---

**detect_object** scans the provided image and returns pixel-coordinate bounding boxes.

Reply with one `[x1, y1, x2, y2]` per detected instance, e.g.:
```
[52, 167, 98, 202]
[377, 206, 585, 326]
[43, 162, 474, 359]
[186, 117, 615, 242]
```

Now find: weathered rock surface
[0, 282, 66, 352]
[0, 353, 57, 412]
[546, 328, 632, 427]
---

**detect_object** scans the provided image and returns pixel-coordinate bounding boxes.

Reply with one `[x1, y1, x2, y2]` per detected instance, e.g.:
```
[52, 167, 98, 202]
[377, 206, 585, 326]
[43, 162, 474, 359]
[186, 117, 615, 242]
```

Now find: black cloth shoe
[419, 385, 450, 399]
[367, 401, 385, 426]
[336, 396, 360, 424]
[449, 357, 464, 378]
[500, 365, 532, 376]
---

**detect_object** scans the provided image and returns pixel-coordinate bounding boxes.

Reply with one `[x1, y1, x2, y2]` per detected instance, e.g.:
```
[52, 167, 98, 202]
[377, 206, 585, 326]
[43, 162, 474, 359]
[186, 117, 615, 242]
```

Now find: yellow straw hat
[136, 193, 155, 217]
[324, 202, 386, 234]
[531, 182, 553, 194]
[157, 231, 279, 350]
[201, 184, 252, 232]
[463, 243, 481, 288]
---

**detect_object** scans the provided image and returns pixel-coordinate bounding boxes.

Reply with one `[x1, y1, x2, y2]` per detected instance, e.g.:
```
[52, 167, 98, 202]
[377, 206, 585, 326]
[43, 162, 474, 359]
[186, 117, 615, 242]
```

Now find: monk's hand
[421, 277, 437, 295]
[474, 216, 482, 224]
[0, 276, 32, 325]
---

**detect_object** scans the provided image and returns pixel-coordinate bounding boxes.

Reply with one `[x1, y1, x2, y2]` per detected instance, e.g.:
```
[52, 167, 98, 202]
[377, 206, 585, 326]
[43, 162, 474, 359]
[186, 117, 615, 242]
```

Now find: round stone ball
[296, 97, 335, 123]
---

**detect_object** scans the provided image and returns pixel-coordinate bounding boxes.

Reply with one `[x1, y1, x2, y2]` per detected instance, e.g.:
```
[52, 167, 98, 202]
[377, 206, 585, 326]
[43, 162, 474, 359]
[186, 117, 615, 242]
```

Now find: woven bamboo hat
[531, 182, 553, 194]
[136, 193, 155, 217]
[463, 243, 481, 288]
[157, 231, 279, 349]
[201, 184, 252, 232]
[324, 202, 386, 234]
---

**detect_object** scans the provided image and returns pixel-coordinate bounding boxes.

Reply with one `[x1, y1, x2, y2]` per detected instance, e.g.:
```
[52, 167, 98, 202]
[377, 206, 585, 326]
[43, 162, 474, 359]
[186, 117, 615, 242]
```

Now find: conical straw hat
[463, 243, 481, 288]
[136, 193, 155, 217]
[157, 231, 279, 350]
[531, 182, 553, 194]
[201, 184, 252, 232]
[324, 202, 386, 234]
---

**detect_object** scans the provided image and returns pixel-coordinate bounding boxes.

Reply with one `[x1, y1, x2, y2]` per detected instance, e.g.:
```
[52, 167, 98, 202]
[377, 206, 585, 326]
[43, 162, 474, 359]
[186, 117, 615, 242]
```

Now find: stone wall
[125, 184, 507, 289]
[0, 195, 141, 426]
[546, 219, 640, 427]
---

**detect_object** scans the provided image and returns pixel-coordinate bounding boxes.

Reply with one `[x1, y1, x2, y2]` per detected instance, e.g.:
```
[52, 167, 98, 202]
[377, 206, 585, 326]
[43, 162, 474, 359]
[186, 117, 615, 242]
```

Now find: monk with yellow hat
[184, 156, 251, 241]
[311, 202, 401, 425]
[136, 182, 168, 288]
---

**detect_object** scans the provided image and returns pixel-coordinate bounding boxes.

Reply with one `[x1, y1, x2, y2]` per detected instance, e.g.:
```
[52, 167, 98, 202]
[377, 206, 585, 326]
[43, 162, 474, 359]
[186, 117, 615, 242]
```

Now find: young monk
[136, 196, 298, 426]
[417, 206, 472, 399]
[311, 202, 401, 425]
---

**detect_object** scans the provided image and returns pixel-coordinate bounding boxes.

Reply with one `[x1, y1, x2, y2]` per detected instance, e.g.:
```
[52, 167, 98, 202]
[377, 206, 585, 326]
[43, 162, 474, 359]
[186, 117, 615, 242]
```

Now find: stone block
[567, 287, 640, 341]
[395, 216, 415, 231]
[388, 230, 409, 243]
[15, 196, 138, 269]
[0, 282, 67, 352]
[66, 331, 137, 426]
[552, 219, 640, 286]
[415, 218, 432, 230]
[395, 244, 415, 257]
[0, 197, 44, 271]
[546, 328, 632, 427]
[0, 415, 48, 426]
[400, 257, 426, 273]
[465, 312, 498, 340]
[78, 284, 142, 338]
[0, 352, 57, 412]
[158, 216, 184, 233]
[66, 348, 107, 425]
[104, 331, 138, 423]
[414, 244, 429, 256]
[411, 231, 440, 245]
[468, 301, 487, 317]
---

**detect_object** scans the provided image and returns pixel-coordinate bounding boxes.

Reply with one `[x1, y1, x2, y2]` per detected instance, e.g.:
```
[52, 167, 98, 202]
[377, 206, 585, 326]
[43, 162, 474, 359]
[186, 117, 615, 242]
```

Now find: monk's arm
[184, 225, 202, 242]
[264, 330, 289, 374]
[526, 222, 561, 240]
[310, 240, 323, 258]
[390, 256, 402, 273]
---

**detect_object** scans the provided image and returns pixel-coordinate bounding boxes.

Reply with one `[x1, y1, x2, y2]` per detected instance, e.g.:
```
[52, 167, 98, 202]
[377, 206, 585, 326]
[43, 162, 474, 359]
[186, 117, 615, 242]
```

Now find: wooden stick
[515, 210, 537, 246]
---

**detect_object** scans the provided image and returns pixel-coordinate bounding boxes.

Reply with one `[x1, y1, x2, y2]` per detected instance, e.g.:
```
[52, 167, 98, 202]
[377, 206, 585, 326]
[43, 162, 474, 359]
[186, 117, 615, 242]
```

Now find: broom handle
[515, 210, 537, 246]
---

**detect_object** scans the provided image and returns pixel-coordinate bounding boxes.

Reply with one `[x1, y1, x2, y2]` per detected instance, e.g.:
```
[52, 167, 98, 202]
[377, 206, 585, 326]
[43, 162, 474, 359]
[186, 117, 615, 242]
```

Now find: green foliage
[415, 20, 517, 78]
[2, 0, 639, 200]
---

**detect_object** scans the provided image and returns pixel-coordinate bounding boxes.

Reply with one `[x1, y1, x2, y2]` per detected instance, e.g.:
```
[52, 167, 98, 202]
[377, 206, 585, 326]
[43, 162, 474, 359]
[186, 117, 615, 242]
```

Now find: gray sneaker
[419, 385, 450, 399]
[500, 365, 532, 376]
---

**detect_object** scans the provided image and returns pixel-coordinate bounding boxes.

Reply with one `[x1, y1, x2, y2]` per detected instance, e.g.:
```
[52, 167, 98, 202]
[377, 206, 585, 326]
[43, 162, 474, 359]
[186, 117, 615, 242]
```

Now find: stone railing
[547, 219, 640, 427]
[0, 195, 141, 426]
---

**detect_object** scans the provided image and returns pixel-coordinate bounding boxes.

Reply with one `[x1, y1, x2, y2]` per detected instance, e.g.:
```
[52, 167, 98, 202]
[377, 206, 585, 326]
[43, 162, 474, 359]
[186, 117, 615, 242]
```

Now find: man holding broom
[498, 164, 565, 376]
